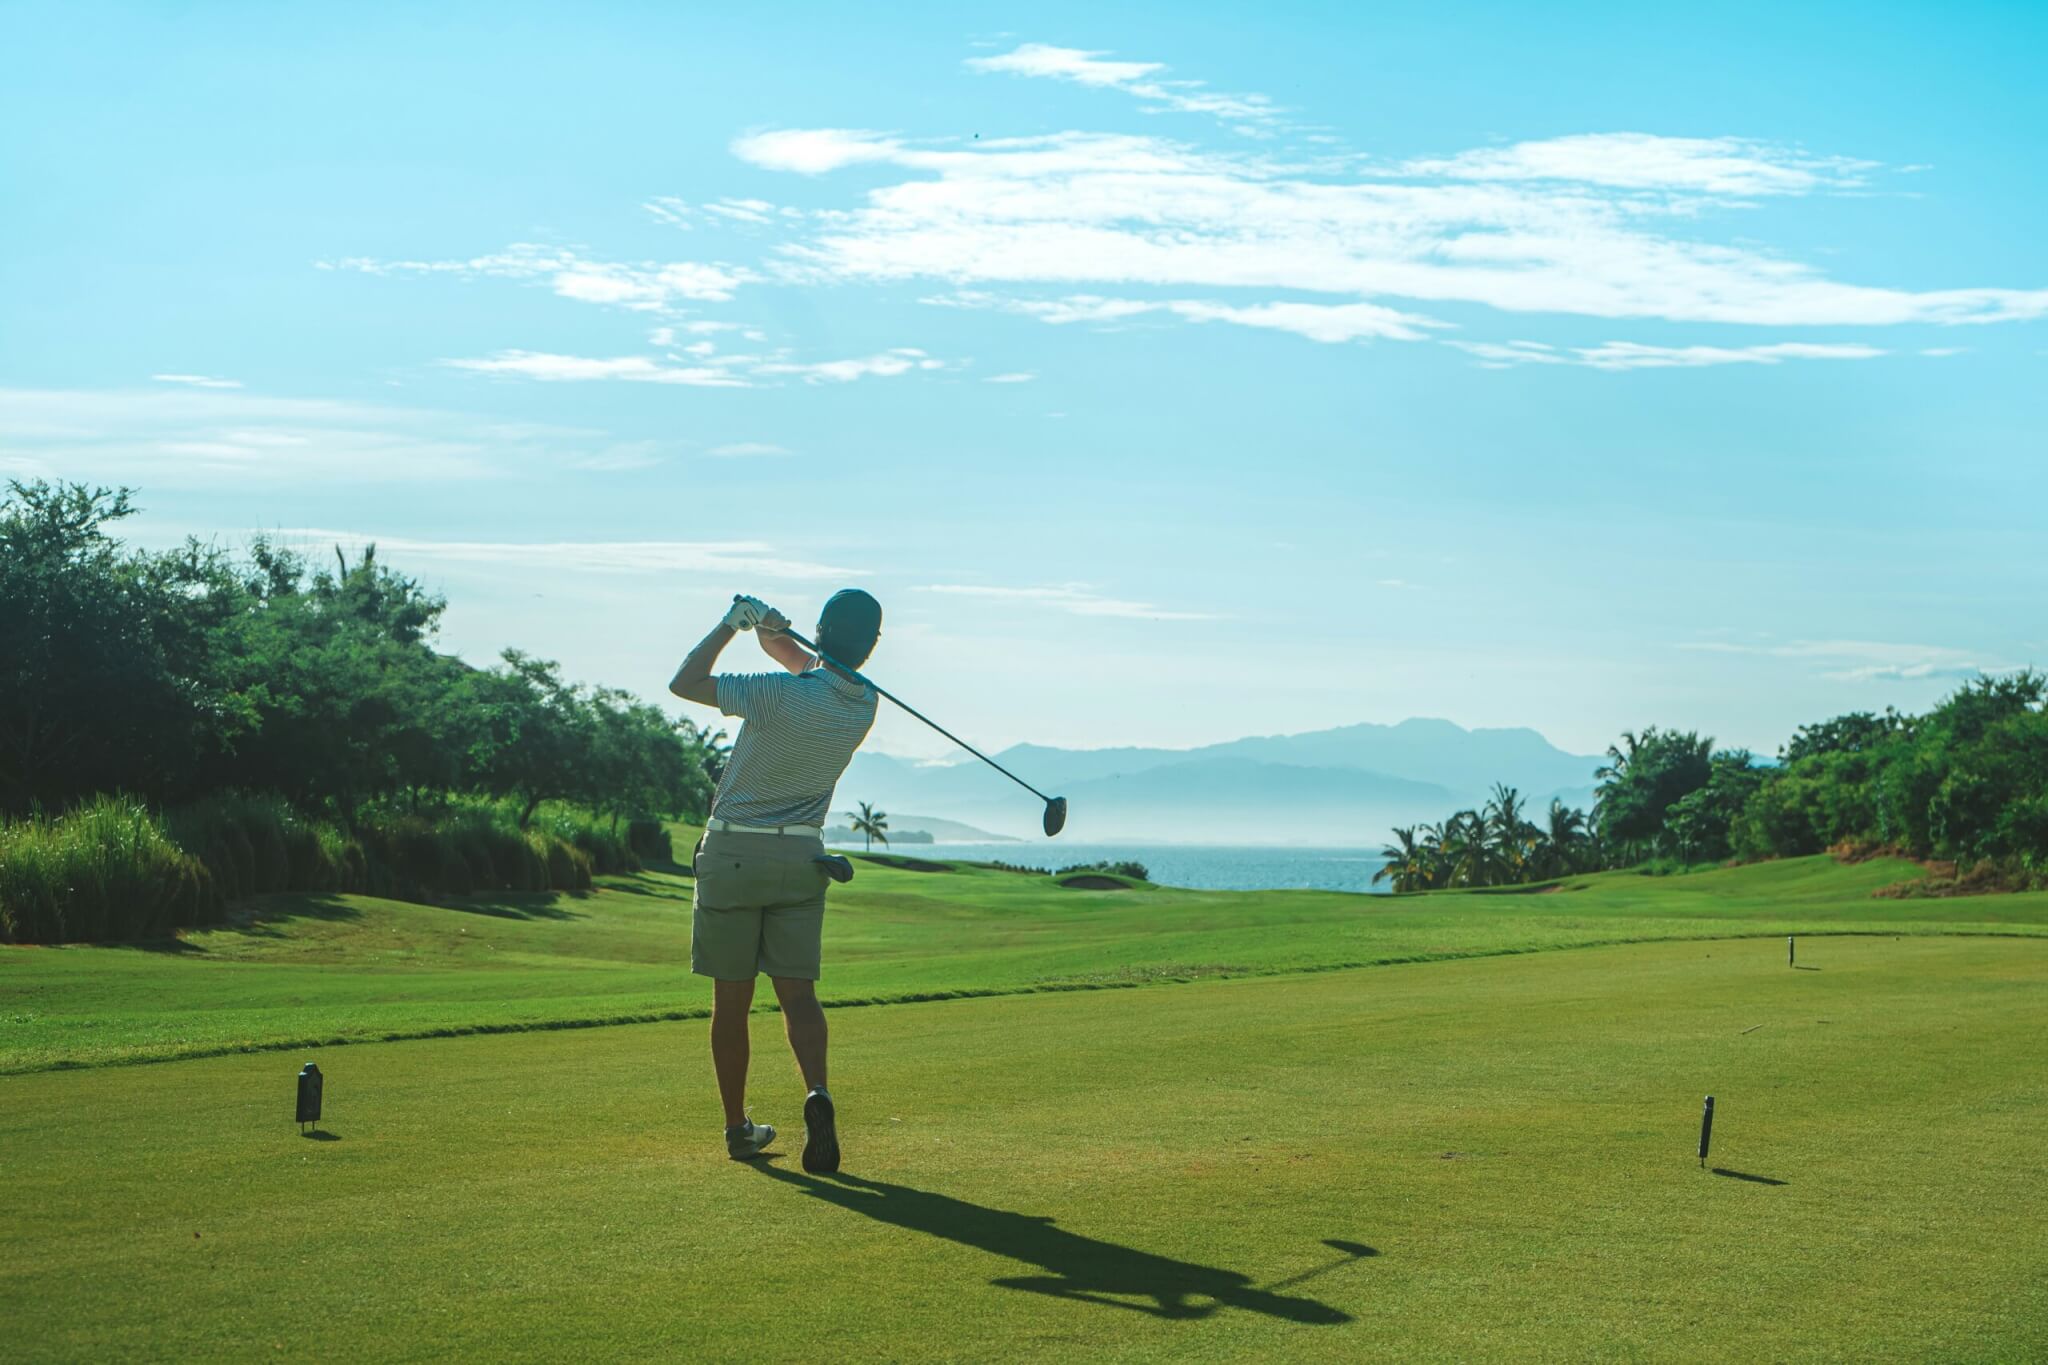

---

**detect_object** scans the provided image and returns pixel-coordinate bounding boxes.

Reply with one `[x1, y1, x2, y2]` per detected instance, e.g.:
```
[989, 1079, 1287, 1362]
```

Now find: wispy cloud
[321, 243, 755, 310]
[933, 291, 1442, 342]
[152, 373, 243, 389]
[1677, 637, 1999, 682]
[339, 47, 2048, 380]
[965, 42, 1283, 130]
[0, 386, 645, 486]
[440, 346, 949, 388]
[442, 351, 751, 387]
[706, 442, 791, 457]
[1450, 340, 1887, 370]
[983, 372, 1036, 383]
[921, 582, 1217, 620]
[754, 348, 947, 383]
[730, 122, 2048, 334]
[278, 529, 862, 580]
[1401, 133, 1876, 197]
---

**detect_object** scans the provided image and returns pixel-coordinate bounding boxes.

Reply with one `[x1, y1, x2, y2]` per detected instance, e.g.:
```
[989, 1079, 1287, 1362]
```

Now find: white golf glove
[723, 595, 771, 631]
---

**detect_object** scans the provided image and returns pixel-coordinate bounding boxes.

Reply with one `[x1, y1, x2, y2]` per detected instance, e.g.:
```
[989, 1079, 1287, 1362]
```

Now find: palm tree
[1483, 783, 1536, 883]
[848, 801, 890, 852]
[1539, 799, 1589, 877]
[1416, 820, 1448, 889]
[1374, 826, 1426, 893]
[1439, 809, 1491, 887]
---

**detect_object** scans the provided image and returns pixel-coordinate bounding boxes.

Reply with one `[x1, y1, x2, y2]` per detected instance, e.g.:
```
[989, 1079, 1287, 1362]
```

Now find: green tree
[0, 481, 255, 813]
[470, 652, 594, 827]
[584, 688, 717, 831]
[1374, 826, 1427, 892]
[1595, 727, 1715, 858]
[1782, 710, 1905, 763]
[1535, 800, 1591, 877]
[1483, 783, 1538, 882]
[849, 801, 890, 852]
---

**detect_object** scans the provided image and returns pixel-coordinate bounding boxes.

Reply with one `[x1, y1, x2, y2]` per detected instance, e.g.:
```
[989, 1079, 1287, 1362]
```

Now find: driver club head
[1043, 797, 1068, 838]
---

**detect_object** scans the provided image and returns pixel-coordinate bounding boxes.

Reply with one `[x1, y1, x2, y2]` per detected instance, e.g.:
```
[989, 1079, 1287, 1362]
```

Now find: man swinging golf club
[669, 588, 883, 1170]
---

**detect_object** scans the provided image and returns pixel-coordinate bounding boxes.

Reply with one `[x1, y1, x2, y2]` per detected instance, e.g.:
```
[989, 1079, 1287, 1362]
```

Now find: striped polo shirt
[710, 667, 879, 827]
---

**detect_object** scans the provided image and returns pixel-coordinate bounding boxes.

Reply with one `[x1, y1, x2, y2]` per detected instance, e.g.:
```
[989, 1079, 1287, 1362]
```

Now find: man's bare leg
[711, 977, 756, 1128]
[771, 975, 828, 1092]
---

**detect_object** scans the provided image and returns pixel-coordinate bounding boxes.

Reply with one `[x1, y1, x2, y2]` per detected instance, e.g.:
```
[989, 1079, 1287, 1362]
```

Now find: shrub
[531, 805, 640, 877]
[1, 794, 631, 943]
[528, 831, 594, 892]
[1055, 860, 1149, 881]
[165, 794, 297, 901]
[627, 819, 672, 864]
[0, 795, 217, 944]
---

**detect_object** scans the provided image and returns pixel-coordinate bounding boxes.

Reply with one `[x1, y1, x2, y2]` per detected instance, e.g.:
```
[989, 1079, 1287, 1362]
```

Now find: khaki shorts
[691, 829, 831, 981]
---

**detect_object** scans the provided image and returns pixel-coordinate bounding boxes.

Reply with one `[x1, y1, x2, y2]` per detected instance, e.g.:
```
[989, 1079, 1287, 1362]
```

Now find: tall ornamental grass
[0, 795, 216, 943]
[2, 797, 631, 944]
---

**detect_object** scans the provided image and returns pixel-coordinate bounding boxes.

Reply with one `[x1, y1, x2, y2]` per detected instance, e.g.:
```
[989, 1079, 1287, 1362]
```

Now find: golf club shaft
[779, 629, 1055, 805]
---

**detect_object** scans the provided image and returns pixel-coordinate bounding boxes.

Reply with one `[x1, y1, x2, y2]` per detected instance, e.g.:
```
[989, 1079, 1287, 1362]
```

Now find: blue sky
[4, 1, 2044, 759]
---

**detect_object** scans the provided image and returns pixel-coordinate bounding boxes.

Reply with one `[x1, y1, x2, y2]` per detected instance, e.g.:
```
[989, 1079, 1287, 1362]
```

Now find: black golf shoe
[802, 1088, 840, 1174]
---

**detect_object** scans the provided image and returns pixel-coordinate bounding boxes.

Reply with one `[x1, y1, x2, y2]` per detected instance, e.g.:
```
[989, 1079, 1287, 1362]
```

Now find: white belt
[706, 818, 823, 837]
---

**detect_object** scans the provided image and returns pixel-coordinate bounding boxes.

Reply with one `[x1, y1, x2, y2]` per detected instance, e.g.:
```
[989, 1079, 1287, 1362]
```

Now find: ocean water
[829, 840, 1392, 894]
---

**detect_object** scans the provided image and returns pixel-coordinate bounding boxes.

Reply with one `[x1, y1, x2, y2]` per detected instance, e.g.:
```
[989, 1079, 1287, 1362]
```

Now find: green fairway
[3, 934, 2043, 1360]
[5, 848, 2047, 1074]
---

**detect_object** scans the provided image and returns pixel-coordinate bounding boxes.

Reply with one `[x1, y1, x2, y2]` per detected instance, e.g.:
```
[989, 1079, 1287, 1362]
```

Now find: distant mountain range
[837, 718, 1604, 844]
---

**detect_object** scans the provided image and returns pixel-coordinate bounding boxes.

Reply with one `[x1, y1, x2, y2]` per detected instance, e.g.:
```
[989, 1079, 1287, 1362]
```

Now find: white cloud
[731, 128, 905, 175]
[738, 126, 2048, 331]
[324, 243, 755, 310]
[707, 442, 792, 457]
[279, 529, 861, 580]
[984, 372, 1036, 383]
[340, 50, 2048, 379]
[152, 373, 243, 389]
[968, 43, 1164, 88]
[0, 387, 619, 486]
[442, 351, 751, 387]
[1676, 637, 1999, 682]
[1167, 298, 1444, 343]
[934, 291, 1440, 342]
[1920, 346, 1969, 357]
[1450, 339, 1886, 370]
[965, 43, 1282, 128]
[921, 582, 1216, 621]
[703, 198, 778, 224]
[441, 346, 951, 388]
[644, 197, 694, 227]
[754, 348, 947, 383]
[1402, 133, 1876, 197]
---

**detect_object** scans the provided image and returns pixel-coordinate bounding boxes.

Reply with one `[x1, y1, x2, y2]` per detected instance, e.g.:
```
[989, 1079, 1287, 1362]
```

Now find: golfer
[669, 589, 883, 1171]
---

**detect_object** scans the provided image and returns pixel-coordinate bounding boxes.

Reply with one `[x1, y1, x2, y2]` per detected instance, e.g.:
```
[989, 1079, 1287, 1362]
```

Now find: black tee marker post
[1698, 1095, 1715, 1168]
[297, 1063, 323, 1135]
[1788, 935, 1795, 967]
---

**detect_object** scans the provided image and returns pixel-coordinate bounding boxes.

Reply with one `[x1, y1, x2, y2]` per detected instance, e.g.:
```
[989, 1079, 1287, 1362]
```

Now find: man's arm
[669, 622, 736, 707]
[755, 608, 817, 676]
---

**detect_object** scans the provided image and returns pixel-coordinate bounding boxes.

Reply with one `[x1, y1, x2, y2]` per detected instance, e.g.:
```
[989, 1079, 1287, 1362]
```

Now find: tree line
[1, 480, 721, 829]
[1376, 678, 2047, 893]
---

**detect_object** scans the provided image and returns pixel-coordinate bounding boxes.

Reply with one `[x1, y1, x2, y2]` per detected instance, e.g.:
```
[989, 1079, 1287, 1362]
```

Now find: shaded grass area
[0, 937, 2041, 1360]
[4, 850, 2047, 1073]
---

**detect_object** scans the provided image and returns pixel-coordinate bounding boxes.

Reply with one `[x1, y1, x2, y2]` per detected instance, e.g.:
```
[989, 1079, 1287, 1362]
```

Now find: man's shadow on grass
[754, 1165, 1360, 1324]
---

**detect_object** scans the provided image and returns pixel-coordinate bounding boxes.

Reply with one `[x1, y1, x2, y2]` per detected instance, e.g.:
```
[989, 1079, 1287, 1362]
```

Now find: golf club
[779, 626, 1068, 837]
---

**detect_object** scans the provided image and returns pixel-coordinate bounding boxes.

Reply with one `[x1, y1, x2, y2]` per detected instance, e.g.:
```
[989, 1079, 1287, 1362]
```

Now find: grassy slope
[5, 848, 2047, 1073]
[1, 935, 2041, 1360]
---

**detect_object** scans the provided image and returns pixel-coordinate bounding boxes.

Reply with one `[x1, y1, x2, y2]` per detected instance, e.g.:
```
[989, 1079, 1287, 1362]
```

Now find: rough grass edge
[8, 927, 2044, 1079]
